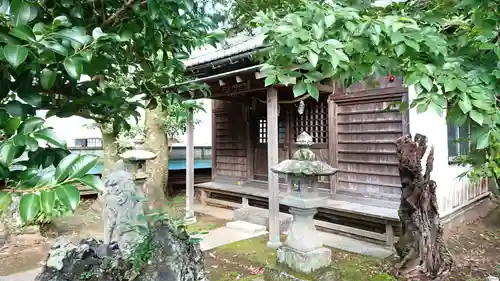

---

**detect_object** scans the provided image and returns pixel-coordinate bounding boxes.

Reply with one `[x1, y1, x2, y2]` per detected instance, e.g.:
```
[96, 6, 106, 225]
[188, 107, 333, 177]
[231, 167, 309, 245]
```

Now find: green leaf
[288, 14, 302, 27]
[431, 94, 445, 107]
[0, 0, 8, 14]
[18, 117, 44, 134]
[54, 154, 79, 182]
[345, 21, 356, 33]
[444, 79, 457, 92]
[3, 44, 28, 68]
[0, 141, 16, 166]
[52, 16, 70, 29]
[476, 131, 490, 150]
[306, 83, 319, 100]
[425, 64, 436, 75]
[5, 100, 27, 116]
[404, 39, 420, 51]
[55, 184, 80, 211]
[471, 99, 491, 111]
[40, 190, 56, 214]
[293, 81, 307, 97]
[4, 117, 21, 135]
[40, 68, 57, 90]
[333, 49, 348, 62]
[57, 27, 91, 45]
[18, 91, 42, 107]
[10, 0, 37, 27]
[404, 72, 420, 86]
[33, 128, 66, 148]
[0, 191, 11, 211]
[63, 57, 83, 80]
[330, 52, 339, 69]
[458, 95, 472, 113]
[264, 75, 276, 87]
[478, 42, 496, 50]
[419, 75, 433, 91]
[9, 25, 35, 42]
[324, 39, 343, 49]
[312, 24, 324, 40]
[416, 102, 429, 113]
[45, 42, 68, 56]
[390, 32, 405, 44]
[148, 0, 160, 19]
[68, 154, 99, 179]
[307, 50, 318, 67]
[77, 175, 104, 192]
[324, 15, 335, 27]
[19, 193, 40, 223]
[392, 22, 405, 32]
[469, 110, 484, 126]
[395, 44, 405, 56]
[92, 27, 106, 41]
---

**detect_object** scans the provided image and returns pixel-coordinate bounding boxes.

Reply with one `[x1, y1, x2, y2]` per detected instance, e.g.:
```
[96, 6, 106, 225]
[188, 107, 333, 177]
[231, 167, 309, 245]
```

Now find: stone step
[233, 206, 292, 234]
[225, 221, 267, 234]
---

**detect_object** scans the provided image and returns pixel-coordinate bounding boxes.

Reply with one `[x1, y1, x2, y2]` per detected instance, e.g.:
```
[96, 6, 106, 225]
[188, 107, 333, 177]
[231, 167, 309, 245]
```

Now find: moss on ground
[213, 235, 397, 281]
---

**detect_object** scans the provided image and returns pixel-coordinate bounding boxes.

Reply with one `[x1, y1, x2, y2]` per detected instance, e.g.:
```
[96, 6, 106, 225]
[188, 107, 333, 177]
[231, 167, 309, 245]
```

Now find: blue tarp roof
[86, 159, 212, 175]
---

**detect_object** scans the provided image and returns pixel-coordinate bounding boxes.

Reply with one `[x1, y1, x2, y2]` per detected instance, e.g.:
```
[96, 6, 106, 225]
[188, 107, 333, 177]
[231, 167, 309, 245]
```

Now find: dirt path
[0, 199, 103, 276]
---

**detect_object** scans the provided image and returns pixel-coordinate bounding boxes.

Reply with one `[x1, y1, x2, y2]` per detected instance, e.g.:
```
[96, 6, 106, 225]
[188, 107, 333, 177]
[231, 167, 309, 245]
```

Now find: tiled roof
[183, 29, 266, 67]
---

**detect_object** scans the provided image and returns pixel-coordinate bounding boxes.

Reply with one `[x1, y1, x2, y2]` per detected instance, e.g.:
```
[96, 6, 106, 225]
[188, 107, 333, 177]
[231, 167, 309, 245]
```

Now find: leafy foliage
[0, 0, 224, 133]
[254, 0, 499, 177]
[0, 115, 103, 222]
[0, 0, 226, 220]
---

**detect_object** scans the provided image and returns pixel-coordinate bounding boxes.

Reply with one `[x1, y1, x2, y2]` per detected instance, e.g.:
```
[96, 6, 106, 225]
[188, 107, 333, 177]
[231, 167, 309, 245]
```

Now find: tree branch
[101, 0, 135, 27]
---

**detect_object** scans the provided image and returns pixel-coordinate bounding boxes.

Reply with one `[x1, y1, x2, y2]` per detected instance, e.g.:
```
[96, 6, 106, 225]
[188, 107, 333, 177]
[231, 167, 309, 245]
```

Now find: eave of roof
[183, 29, 266, 68]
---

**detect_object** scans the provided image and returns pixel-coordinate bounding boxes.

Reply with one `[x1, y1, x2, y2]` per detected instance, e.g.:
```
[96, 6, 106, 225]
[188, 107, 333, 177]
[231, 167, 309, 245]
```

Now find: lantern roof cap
[271, 132, 338, 177]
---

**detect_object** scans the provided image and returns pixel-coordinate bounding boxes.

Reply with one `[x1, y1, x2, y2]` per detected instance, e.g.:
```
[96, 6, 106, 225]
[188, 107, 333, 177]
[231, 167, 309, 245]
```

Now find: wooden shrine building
[173, 33, 490, 247]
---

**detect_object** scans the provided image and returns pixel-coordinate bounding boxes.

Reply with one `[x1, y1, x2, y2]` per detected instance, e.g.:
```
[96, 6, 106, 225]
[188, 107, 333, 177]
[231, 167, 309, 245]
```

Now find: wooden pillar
[267, 87, 281, 248]
[185, 107, 196, 224]
[328, 96, 339, 194]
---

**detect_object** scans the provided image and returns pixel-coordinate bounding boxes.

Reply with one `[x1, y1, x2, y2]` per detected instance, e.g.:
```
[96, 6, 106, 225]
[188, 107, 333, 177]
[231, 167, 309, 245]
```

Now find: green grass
[213, 235, 396, 281]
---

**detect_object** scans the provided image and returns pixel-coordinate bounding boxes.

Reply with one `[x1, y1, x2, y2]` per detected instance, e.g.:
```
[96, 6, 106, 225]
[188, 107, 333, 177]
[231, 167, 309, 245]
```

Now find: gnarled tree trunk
[394, 134, 453, 281]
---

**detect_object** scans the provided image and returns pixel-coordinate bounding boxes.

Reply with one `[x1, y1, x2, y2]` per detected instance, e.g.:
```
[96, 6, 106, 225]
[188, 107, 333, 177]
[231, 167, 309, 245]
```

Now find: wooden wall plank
[332, 90, 406, 199]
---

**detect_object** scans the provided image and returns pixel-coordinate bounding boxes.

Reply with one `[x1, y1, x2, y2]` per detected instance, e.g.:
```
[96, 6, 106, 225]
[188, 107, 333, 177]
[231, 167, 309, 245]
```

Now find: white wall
[36, 110, 101, 147]
[173, 99, 212, 147]
[40, 98, 213, 148]
[408, 87, 488, 217]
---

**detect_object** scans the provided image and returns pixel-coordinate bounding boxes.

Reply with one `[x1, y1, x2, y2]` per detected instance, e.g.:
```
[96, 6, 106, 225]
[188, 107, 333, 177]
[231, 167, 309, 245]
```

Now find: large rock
[35, 238, 131, 281]
[35, 219, 209, 281]
[141, 219, 209, 281]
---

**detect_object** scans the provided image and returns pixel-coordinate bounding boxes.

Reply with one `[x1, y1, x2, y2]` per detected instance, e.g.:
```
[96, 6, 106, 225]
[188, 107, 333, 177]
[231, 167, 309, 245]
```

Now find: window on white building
[447, 122, 470, 160]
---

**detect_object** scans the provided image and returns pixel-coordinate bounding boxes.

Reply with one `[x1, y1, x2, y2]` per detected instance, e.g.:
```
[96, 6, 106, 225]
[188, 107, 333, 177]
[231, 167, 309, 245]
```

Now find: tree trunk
[144, 104, 169, 211]
[96, 125, 119, 211]
[394, 134, 453, 281]
[100, 127, 119, 178]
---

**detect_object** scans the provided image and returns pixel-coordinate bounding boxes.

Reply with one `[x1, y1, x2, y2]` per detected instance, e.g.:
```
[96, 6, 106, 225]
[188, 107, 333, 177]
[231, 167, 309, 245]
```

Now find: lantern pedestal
[277, 196, 331, 273]
[277, 246, 332, 274]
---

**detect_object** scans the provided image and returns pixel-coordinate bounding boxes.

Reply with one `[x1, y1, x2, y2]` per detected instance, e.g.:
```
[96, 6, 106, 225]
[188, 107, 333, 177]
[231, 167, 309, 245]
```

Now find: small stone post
[270, 132, 338, 274]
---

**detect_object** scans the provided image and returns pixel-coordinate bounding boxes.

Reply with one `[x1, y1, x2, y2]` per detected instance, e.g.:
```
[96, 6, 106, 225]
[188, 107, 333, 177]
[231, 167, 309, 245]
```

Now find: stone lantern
[119, 135, 156, 188]
[271, 132, 338, 274]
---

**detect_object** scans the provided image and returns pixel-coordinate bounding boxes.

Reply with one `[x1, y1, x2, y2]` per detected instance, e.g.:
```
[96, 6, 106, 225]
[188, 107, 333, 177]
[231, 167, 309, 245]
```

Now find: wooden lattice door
[252, 103, 291, 181]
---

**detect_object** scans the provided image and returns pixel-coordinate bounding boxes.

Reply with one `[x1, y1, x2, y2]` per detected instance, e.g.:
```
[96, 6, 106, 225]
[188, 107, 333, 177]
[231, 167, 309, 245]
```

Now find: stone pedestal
[277, 246, 331, 273]
[277, 197, 331, 273]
